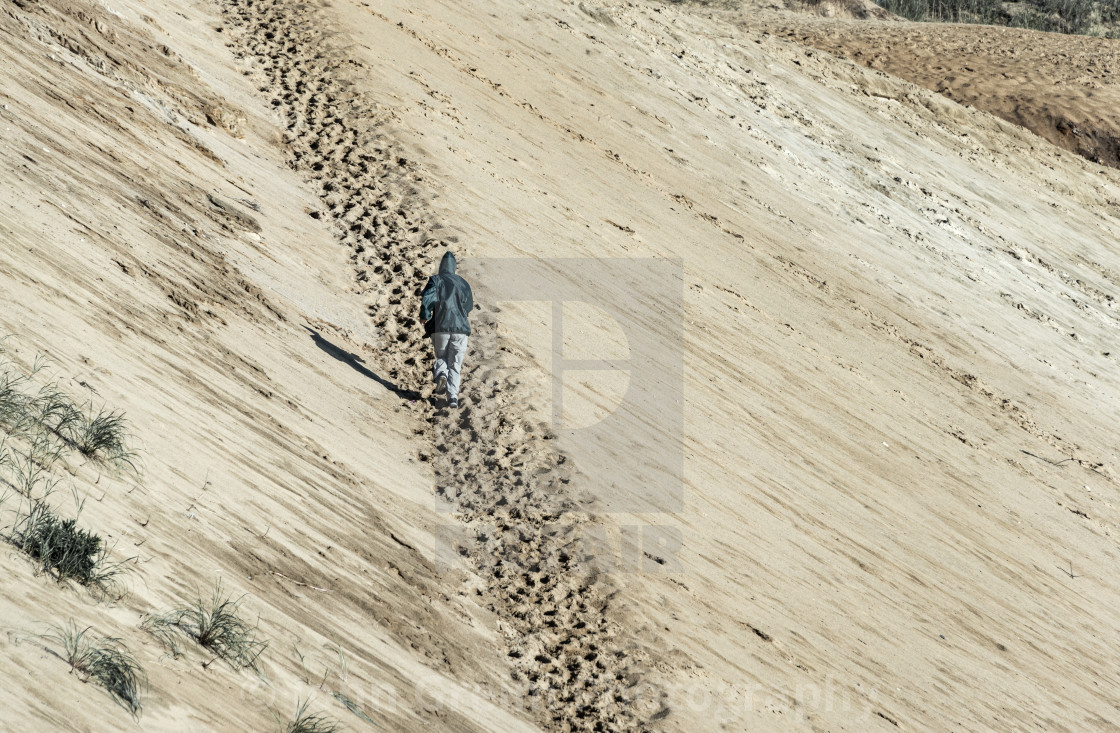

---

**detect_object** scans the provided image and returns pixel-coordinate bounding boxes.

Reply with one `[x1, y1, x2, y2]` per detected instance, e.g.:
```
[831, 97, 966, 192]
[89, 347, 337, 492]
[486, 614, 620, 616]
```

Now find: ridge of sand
[744, 9, 1120, 168]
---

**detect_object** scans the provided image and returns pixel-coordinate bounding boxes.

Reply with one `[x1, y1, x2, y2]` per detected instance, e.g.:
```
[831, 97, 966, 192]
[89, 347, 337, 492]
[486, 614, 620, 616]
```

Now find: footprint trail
[218, 0, 666, 729]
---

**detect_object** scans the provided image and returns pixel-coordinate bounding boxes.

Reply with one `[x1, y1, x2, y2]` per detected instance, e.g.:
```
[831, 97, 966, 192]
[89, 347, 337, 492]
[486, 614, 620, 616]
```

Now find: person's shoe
[434, 375, 447, 395]
[448, 398, 459, 409]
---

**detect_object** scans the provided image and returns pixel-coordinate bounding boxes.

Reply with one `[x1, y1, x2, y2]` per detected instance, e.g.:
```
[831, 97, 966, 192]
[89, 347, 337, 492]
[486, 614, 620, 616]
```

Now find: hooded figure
[419, 252, 473, 407]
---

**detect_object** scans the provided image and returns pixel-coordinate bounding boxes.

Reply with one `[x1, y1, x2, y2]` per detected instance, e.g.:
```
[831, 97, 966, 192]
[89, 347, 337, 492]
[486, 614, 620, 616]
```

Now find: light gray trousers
[431, 332, 469, 400]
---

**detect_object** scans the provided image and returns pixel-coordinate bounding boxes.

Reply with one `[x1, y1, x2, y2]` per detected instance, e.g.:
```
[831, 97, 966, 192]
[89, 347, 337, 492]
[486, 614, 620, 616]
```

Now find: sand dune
[3, 0, 1120, 731]
[752, 10, 1120, 168]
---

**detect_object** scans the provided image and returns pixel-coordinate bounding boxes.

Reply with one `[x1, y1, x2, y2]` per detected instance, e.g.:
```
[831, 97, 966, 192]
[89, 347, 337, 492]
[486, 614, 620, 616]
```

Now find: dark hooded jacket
[420, 252, 473, 336]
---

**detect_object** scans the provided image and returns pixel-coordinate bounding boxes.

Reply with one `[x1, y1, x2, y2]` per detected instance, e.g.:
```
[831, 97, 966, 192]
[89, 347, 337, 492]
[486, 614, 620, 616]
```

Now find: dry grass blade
[331, 691, 379, 727]
[7, 450, 59, 498]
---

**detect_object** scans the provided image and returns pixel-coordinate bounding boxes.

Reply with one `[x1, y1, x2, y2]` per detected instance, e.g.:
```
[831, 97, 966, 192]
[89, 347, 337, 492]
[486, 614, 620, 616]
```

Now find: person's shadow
[304, 326, 421, 400]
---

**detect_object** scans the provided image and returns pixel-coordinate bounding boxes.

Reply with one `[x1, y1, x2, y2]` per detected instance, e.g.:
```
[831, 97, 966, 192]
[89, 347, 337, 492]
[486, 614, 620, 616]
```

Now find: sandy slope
[294, 0, 1120, 729]
[3, 0, 1120, 731]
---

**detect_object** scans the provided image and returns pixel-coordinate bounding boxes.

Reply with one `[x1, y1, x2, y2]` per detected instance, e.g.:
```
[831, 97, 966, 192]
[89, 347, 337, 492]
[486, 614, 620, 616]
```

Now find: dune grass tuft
[73, 404, 137, 470]
[14, 500, 100, 582]
[870, 0, 1120, 35]
[0, 336, 135, 600]
[47, 620, 146, 716]
[278, 699, 341, 733]
[7, 448, 61, 497]
[35, 383, 85, 444]
[143, 581, 268, 670]
[0, 370, 31, 433]
[0, 342, 41, 435]
[11, 498, 129, 590]
[0, 341, 138, 473]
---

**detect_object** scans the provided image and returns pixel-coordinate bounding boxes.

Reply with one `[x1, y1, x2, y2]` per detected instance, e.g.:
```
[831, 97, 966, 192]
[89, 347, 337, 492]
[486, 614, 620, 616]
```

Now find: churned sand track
[218, 0, 669, 729]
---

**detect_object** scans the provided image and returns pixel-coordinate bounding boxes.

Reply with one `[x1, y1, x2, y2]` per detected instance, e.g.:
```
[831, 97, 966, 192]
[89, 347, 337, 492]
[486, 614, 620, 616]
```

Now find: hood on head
[439, 251, 457, 275]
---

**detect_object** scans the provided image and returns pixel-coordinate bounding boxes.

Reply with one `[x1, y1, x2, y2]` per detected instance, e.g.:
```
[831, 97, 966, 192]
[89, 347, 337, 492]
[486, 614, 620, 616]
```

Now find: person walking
[419, 251, 473, 408]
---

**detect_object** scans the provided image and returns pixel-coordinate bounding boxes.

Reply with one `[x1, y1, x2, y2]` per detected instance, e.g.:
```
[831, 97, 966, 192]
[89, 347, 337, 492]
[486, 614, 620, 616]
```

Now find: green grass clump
[73, 405, 137, 470]
[35, 383, 84, 443]
[143, 581, 268, 670]
[10, 499, 129, 590]
[278, 699, 340, 733]
[47, 620, 147, 716]
[0, 371, 31, 432]
[15, 501, 100, 582]
[0, 340, 137, 473]
[15, 502, 93, 582]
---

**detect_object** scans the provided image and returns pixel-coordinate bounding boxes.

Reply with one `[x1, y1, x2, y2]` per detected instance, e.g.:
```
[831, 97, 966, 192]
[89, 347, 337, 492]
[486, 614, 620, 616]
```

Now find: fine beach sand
[2, 0, 1120, 731]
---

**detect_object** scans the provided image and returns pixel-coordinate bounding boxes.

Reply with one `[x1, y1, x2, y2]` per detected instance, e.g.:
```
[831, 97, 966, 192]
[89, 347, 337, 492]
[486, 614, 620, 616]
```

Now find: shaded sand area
[3, 0, 1120, 731]
[750, 10, 1120, 167]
